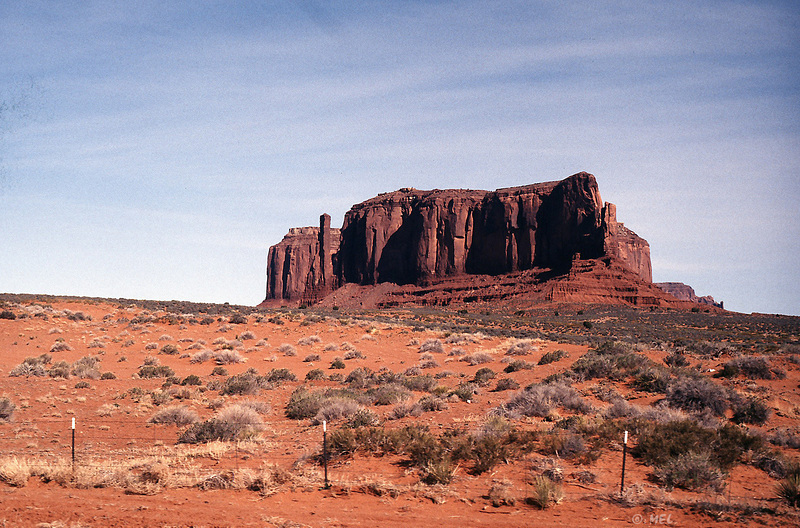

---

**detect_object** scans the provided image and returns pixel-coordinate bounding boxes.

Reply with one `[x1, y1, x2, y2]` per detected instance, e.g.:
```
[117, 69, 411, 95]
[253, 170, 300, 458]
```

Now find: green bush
[285, 388, 325, 420]
[473, 367, 497, 385]
[160, 344, 179, 355]
[305, 368, 326, 381]
[330, 358, 345, 369]
[181, 374, 202, 386]
[654, 451, 726, 491]
[538, 349, 567, 365]
[138, 365, 175, 379]
[493, 378, 520, 392]
[732, 397, 771, 425]
[503, 359, 535, 373]
[665, 376, 729, 416]
[265, 368, 297, 383]
[777, 473, 800, 507]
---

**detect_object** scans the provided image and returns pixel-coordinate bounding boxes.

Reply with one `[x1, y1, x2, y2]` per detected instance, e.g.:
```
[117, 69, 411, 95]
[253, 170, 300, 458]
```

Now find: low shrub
[298, 335, 322, 346]
[451, 382, 479, 402]
[460, 352, 493, 366]
[777, 473, 800, 508]
[313, 398, 362, 425]
[71, 356, 101, 379]
[367, 384, 412, 406]
[137, 365, 175, 379]
[50, 341, 72, 353]
[540, 430, 587, 459]
[179, 405, 263, 443]
[148, 405, 200, 426]
[402, 375, 437, 393]
[498, 382, 591, 418]
[278, 344, 297, 356]
[654, 451, 726, 492]
[419, 395, 448, 412]
[419, 339, 444, 354]
[305, 369, 326, 381]
[528, 476, 563, 509]
[493, 378, 520, 392]
[504, 359, 535, 373]
[732, 397, 771, 425]
[719, 355, 786, 380]
[421, 458, 457, 485]
[538, 349, 568, 365]
[212, 349, 245, 365]
[473, 367, 496, 385]
[0, 397, 15, 422]
[506, 340, 536, 356]
[330, 358, 345, 369]
[181, 374, 202, 386]
[190, 349, 213, 364]
[303, 353, 321, 362]
[285, 388, 325, 420]
[665, 376, 729, 416]
[265, 368, 297, 383]
[389, 402, 423, 419]
[221, 372, 262, 395]
[159, 344, 179, 355]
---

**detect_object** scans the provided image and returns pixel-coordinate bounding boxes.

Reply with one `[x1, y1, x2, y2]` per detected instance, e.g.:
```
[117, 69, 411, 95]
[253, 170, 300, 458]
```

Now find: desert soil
[0, 299, 796, 527]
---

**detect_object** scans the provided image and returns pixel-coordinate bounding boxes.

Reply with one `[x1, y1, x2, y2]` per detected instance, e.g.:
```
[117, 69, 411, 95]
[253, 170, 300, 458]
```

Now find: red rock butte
[262, 172, 709, 310]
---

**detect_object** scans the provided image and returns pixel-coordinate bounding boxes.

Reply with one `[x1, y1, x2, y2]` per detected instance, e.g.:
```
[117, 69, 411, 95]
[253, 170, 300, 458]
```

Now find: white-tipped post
[323, 420, 327, 432]
[620, 430, 629, 494]
[72, 417, 76, 430]
[322, 420, 330, 489]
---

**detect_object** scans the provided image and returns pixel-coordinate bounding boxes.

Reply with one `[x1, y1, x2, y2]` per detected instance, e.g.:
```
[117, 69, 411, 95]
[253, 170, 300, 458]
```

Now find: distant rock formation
[263, 172, 655, 305]
[264, 214, 340, 304]
[655, 282, 723, 309]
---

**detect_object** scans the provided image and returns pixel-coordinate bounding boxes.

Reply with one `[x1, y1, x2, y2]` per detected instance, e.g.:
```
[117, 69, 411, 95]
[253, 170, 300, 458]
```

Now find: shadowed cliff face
[264, 172, 652, 302]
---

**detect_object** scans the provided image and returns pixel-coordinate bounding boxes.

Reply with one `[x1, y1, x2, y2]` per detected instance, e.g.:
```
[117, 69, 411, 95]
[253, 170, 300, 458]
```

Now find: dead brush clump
[488, 478, 516, 506]
[0, 456, 30, 487]
[212, 349, 246, 365]
[190, 349, 213, 364]
[496, 382, 592, 418]
[505, 339, 538, 356]
[297, 335, 322, 346]
[179, 404, 264, 444]
[528, 475, 564, 509]
[0, 396, 15, 422]
[419, 339, 444, 354]
[460, 352, 493, 365]
[241, 464, 297, 496]
[149, 405, 200, 426]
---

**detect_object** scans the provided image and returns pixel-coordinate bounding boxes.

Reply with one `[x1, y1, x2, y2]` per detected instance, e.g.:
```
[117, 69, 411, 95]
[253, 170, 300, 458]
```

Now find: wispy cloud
[1, 0, 798, 311]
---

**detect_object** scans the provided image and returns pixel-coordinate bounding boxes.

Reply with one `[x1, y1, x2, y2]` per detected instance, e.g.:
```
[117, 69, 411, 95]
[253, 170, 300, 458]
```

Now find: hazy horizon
[1, 1, 798, 315]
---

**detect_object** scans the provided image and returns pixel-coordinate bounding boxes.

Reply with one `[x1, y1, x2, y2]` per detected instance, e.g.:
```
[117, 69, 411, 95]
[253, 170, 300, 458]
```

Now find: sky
[1, 1, 798, 315]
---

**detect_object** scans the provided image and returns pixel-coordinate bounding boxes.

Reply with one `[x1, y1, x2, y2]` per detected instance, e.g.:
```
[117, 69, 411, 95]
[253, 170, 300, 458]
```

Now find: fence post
[322, 420, 330, 489]
[71, 417, 76, 472]
[620, 430, 628, 495]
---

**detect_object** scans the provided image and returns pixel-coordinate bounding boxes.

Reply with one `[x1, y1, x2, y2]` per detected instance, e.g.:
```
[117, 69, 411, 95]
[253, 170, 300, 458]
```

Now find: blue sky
[1, 1, 798, 314]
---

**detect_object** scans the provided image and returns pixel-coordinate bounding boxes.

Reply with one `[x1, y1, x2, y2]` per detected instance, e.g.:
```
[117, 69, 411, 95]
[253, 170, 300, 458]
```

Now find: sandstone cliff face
[263, 172, 653, 303]
[264, 215, 340, 302]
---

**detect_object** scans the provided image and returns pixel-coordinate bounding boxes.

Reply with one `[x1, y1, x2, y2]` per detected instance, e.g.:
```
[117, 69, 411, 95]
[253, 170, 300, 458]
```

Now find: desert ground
[1, 295, 799, 527]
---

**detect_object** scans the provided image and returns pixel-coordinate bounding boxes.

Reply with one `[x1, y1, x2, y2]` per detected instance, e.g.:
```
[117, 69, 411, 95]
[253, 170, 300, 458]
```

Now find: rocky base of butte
[261, 172, 719, 311]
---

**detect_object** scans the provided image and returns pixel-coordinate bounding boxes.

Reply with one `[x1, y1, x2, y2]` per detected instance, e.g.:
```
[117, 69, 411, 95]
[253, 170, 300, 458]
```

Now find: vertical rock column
[319, 213, 333, 294]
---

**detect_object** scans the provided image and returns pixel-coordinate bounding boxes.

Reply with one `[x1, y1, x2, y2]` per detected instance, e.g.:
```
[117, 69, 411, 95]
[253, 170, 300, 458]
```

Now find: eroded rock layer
[263, 172, 653, 305]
